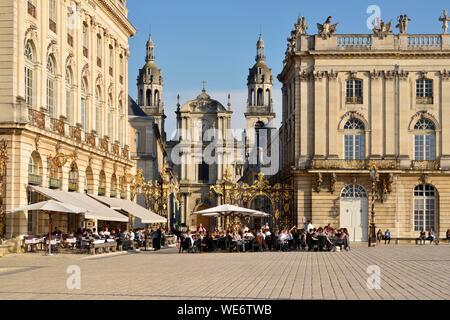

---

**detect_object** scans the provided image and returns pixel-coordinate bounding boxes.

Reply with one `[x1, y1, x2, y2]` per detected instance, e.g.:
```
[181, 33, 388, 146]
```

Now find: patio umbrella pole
[47, 212, 52, 256]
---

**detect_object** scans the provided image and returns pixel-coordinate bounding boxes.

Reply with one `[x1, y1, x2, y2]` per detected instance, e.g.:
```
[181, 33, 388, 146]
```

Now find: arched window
[255, 121, 266, 166]
[414, 118, 435, 160]
[80, 78, 87, 129]
[85, 167, 94, 194]
[95, 86, 102, 136]
[110, 174, 117, 198]
[265, 89, 271, 107]
[146, 89, 152, 106]
[108, 93, 114, 139]
[68, 163, 79, 192]
[24, 41, 34, 106]
[139, 89, 144, 106]
[154, 90, 160, 106]
[28, 152, 42, 186]
[249, 89, 254, 106]
[414, 184, 436, 232]
[257, 88, 263, 106]
[341, 185, 367, 198]
[98, 171, 106, 196]
[65, 67, 73, 124]
[416, 78, 433, 104]
[346, 79, 363, 104]
[344, 118, 365, 160]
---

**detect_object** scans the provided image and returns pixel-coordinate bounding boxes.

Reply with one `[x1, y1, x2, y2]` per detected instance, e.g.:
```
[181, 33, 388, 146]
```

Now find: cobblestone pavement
[0, 245, 449, 300]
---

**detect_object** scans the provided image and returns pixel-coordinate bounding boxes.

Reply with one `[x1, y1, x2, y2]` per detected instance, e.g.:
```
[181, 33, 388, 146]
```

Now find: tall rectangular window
[83, 23, 89, 57]
[415, 135, 435, 160]
[344, 134, 365, 160]
[25, 67, 33, 106]
[416, 79, 433, 104]
[346, 79, 363, 103]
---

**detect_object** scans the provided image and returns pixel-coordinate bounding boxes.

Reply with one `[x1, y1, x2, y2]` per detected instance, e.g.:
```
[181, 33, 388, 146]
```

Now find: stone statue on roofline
[372, 18, 392, 39]
[439, 9, 450, 34]
[286, 16, 308, 54]
[317, 16, 338, 39]
[396, 14, 411, 34]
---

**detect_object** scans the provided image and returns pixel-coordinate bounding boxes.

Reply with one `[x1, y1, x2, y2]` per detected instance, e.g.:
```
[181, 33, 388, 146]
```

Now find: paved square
[0, 245, 449, 300]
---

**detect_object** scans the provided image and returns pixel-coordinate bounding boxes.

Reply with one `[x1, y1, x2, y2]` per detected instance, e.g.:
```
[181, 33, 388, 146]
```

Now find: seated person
[426, 229, 436, 244]
[417, 231, 427, 245]
[231, 232, 244, 252]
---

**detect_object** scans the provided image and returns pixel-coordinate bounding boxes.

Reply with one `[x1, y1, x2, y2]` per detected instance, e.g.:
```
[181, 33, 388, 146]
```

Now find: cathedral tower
[245, 35, 276, 166]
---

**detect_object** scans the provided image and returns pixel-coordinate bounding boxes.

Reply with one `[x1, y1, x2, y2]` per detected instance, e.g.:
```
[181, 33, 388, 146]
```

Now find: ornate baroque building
[129, 35, 276, 228]
[278, 16, 450, 241]
[0, 0, 136, 237]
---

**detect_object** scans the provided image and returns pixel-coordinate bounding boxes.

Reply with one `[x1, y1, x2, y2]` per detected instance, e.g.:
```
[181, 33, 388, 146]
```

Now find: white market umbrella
[8, 200, 87, 256]
[194, 204, 268, 217]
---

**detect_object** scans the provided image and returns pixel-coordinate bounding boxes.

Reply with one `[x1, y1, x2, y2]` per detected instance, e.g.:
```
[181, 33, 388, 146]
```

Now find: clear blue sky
[127, 0, 446, 134]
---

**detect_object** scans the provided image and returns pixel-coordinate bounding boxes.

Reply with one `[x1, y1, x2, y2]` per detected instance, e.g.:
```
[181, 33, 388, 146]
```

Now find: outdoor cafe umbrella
[7, 200, 87, 256]
[193, 204, 270, 229]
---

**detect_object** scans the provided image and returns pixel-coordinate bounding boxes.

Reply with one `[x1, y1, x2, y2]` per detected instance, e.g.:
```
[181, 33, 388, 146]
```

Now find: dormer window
[346, 79, 363, 104]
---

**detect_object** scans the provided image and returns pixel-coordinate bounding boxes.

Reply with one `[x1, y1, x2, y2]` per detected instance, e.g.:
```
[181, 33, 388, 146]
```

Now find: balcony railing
[49, 178, 62, 189]
[246, 106, 272, 115]
[416, 96, 433, 104]
[28, 173, 42, 186]
[346, 96, 363, 104]
[86, 132, 96, 147]
[122, 145, 130, 160]
[70, 126, 82, 142]
[28, 2, 36, 18]
[336, 35, 372, 48]
[99, 137, 109, 152]
[407, 35, 441, 48]
[49, 19, 57, 33]
[51, 118, 65, 136]
[410, 160, 440, 171]
[112, 143, 120, 156]
[309, 159, 400, 170]
[28, 108, 46, 130]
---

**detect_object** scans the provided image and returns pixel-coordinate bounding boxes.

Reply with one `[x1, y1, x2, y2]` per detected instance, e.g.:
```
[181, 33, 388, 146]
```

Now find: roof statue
[286, 16, 308, 54]
[317, 16, 338, 39]
[372, 19, 392, 39]
[396, 14, 411, 34]
[439, 9, 450, 34]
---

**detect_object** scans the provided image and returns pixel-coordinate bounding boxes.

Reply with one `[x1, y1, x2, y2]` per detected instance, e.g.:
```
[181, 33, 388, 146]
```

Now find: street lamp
[369, 163, 378, 247]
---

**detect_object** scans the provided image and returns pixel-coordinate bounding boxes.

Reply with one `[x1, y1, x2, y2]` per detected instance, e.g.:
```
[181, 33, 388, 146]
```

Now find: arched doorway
[85, 167, 94, 194]
[340, 184, 368, 242]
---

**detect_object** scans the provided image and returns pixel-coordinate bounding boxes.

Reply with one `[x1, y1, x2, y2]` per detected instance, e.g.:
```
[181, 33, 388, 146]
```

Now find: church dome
[180, 89, 227, 113]
[248, 61, 272, 85]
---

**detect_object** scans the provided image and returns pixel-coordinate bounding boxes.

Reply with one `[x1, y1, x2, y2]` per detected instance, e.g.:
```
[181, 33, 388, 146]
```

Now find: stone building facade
[278, 17, 450, 241]
[0, 0, 136, 237]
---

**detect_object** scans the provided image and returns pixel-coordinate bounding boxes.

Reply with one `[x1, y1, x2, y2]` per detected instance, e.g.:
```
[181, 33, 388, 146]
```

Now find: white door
[340, 185, 368, 242]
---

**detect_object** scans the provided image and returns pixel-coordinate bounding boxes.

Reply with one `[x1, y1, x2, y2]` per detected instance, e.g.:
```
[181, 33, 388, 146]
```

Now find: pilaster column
[398, 71, 410, 157]
[314, 72, 326, 158]
[328, 71, 338, 157]
[370, 70, 383, 157]
[384, 71, 396, 157]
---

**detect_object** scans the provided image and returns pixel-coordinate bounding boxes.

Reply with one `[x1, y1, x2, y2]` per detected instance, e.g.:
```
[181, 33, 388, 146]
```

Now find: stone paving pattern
[0, 245, 449, 300]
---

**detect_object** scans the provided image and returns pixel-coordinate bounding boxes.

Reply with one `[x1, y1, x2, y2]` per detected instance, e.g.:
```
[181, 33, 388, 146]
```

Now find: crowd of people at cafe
[176, 221, 352, 253]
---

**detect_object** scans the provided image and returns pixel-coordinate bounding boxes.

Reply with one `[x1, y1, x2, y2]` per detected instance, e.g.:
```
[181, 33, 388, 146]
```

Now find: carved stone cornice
[398, 69, 409, 80]
[384, 70, 396, 79]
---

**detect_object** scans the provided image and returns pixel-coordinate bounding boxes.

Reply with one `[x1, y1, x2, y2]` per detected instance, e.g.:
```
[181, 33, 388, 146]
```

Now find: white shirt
[129, 231, 135, 241]
[279, 232, 288, 241]
[306, 223, 315, 232]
